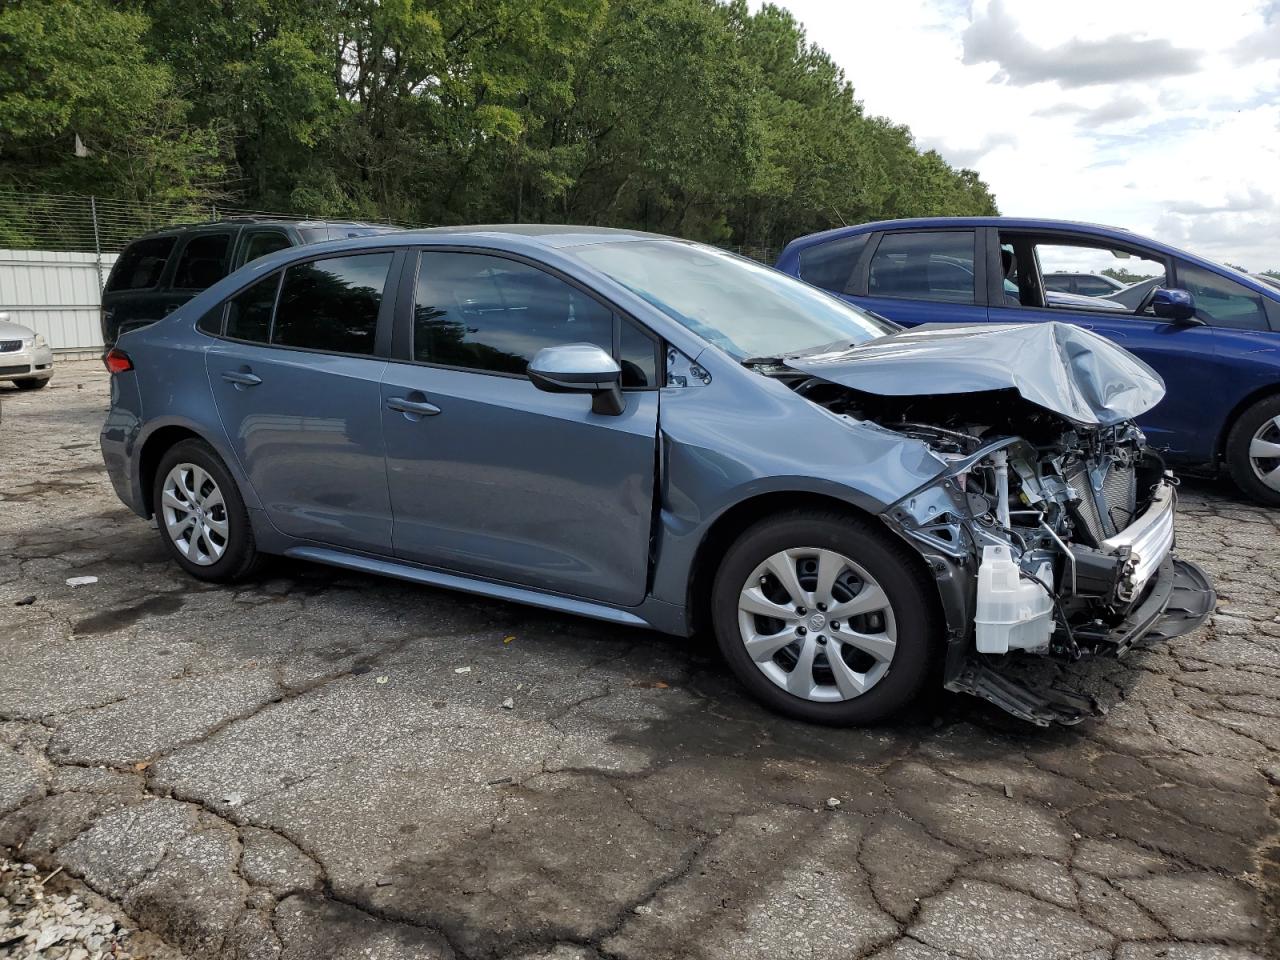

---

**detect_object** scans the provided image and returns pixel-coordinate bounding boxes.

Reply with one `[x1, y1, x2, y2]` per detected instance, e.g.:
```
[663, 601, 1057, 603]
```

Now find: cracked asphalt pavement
[2, 361, 1278, 960]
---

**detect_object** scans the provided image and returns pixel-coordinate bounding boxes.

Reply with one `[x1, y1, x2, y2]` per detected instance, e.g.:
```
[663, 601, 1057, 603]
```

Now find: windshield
[573, 240, 894, 359]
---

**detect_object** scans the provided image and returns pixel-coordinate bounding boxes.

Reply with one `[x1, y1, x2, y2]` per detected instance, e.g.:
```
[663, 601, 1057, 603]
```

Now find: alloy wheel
[161, 462, 229, 566]
[736, 547, 898, 703]
[1249, 415, 1280, 493]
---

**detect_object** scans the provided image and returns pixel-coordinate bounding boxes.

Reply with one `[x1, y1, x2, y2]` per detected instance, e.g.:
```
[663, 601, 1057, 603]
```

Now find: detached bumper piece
[947, 557, 1216, 727]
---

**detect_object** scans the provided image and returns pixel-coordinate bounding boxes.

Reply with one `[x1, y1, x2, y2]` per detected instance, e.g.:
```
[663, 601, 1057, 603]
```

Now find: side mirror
[528, 343, 625, 416]
[1151, 288, 1201, 324]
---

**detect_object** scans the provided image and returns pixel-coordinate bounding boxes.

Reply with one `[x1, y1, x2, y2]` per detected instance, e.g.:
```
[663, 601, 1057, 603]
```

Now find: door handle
[221, 370, 262, 387]
[387, 396, 441, 417]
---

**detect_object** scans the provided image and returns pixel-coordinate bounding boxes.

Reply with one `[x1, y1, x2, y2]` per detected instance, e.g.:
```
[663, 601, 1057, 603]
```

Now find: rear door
[379, 248, 661, 605]
[204, 250, 401, 551]
[166, 228, 239, 316]
[852, 229, 988, 326]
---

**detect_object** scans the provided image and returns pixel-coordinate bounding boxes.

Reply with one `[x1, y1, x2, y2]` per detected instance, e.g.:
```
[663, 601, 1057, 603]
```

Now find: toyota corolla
[100, 226, 1214, 726]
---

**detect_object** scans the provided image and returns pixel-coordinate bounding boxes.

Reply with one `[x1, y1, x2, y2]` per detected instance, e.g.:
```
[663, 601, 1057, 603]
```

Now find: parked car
[100, 226, 1213, 726]
[100, 218, 396, 347]
[1252, 273, 1280, 293]
[777, 218, 1280, 506]
[0, 312, 54, 389]
[1043, 271, 1126, 297]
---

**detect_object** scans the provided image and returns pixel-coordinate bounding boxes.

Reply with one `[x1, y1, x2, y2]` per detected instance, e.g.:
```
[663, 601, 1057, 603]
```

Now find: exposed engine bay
[761, 323, 1216, 725]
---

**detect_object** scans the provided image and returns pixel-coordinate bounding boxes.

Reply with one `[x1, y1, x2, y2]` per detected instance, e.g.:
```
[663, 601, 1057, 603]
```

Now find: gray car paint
[786, 320, 1166, 427]
[100, 227, 1029, 644]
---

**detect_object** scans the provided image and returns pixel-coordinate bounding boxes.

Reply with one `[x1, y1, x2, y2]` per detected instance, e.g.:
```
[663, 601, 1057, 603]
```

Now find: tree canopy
[0, 0, 998, 250]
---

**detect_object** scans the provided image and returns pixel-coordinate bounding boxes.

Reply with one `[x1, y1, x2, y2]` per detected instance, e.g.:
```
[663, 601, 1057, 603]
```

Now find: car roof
[129, 218, 389, 240]
[779, 217, 1277, 298]
[393, 224, 671, 248]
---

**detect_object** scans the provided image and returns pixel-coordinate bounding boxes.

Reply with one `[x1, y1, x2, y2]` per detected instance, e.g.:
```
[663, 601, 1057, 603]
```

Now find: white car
[0, 312, 54, 389]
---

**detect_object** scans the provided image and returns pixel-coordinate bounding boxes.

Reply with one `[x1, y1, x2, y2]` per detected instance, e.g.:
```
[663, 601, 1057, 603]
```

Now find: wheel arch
[136, 420, 254, 517]
[1216, 382, 1280, 462]
[683, 490, 936, 638]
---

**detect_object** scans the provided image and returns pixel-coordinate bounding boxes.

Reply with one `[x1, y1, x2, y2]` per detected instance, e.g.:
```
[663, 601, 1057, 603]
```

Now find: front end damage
[780, 322, 1216, 726]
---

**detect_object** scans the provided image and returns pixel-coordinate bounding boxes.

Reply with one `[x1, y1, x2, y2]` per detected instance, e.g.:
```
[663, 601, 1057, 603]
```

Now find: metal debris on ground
[453, 666, 471, 674]
[64, 577, 98, 587]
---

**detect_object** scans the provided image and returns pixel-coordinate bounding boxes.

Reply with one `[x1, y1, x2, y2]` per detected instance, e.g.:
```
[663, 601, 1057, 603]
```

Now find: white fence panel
[0, 249, 117, 352]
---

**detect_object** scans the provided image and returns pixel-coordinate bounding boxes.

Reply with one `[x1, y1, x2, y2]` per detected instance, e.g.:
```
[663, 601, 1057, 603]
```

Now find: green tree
[2, 0, 999, 253]
[0, 0, 229, 201]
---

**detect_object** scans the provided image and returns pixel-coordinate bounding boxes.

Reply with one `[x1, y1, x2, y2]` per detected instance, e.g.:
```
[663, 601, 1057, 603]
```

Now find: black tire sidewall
[711, 511, 940, 725]
[1226, 395, 1280, 507]
[152, 439, 258, 582]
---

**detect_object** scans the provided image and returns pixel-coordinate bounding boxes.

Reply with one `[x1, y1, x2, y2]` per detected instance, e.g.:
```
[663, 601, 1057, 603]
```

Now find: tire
[710, 509, 941, 725]
[14, 378, 49, 390]
[152, 439, 261, 582]
[1225, 395, 1280, 507]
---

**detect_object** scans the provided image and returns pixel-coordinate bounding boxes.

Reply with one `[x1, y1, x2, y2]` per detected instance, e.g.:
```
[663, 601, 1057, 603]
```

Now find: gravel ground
[1, 857, 186, 959]
[1, 361, 1278, 960]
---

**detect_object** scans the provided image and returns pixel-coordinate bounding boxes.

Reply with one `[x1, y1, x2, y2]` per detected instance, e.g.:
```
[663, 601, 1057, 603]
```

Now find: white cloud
[962, 0, 1202, 87]
[748, 0, 1280, 270]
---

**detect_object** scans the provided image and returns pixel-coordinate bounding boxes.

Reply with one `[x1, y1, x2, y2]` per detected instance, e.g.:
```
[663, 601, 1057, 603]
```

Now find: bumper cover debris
[946, 556, 1215, 726]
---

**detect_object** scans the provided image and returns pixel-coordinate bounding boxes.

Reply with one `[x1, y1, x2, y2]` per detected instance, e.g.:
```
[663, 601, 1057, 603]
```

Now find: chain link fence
[0, 188, 780, 262]
[0, 189, 415, 257]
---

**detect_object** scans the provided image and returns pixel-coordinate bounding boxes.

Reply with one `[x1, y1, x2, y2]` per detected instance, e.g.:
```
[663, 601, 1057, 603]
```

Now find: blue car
[101, 227, 1213, 726]
[777, 218, 1280, 506]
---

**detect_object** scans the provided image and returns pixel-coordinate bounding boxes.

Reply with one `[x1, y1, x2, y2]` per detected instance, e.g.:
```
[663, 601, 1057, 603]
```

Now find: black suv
[101, 218, 395, 346]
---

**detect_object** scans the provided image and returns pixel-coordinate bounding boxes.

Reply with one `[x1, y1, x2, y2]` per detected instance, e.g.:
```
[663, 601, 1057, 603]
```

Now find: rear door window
[172, 232, 233, 291]
[867, 231, 976, 303]
[105, 236, 176, 292]
[1176, 262, 1269, 330]
[797, 234, 869, 294]
[271, 253, 393, 355]
[239, 230, 292, 265]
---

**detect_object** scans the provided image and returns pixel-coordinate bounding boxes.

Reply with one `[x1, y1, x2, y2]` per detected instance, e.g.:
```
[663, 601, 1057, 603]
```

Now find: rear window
[105, 236, 176, 292]
[172, 232, 233, 291]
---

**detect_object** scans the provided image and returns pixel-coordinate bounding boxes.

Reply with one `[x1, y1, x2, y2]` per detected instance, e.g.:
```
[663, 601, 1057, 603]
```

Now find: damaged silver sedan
[102, 228, 1214, 726]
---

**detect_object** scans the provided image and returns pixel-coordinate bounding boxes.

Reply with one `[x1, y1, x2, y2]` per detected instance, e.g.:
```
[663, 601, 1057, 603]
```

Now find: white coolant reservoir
[974, 545, 1055, 654]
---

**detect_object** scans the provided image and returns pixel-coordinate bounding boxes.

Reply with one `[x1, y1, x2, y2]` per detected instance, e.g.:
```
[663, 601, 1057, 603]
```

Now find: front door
[205, 251, 399, 551]
[380, 249, 661, 606]
[993, 233, 1217, 460]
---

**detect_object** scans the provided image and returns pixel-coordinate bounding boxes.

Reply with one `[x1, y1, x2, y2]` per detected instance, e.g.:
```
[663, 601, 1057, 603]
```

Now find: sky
[750, 0, 1280, 271]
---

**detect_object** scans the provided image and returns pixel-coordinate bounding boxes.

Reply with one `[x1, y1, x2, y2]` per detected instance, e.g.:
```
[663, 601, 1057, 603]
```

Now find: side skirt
[283, 545, 655, 629]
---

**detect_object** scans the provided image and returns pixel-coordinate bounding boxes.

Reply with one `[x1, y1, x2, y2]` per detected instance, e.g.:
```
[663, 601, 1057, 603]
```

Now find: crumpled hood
[784, 321, 1166, 427]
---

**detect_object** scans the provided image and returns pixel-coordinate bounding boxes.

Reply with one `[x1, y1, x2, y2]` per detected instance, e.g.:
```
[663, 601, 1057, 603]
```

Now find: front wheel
[13, 378, 50, 390]
[1225, 395, 1280, 507]
[152, 439, 261, 582]
[711, 510, 941, 725]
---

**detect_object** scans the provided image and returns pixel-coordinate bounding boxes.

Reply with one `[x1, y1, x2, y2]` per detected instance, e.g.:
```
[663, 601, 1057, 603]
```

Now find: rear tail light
[104, 348, 133, 374]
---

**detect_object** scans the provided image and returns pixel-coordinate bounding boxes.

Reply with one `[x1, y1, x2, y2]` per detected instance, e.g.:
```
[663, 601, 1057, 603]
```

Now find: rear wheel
[1225, 395, 1280, 507]
[152, 439, 261, 582]
[711, 510, 941, 725]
